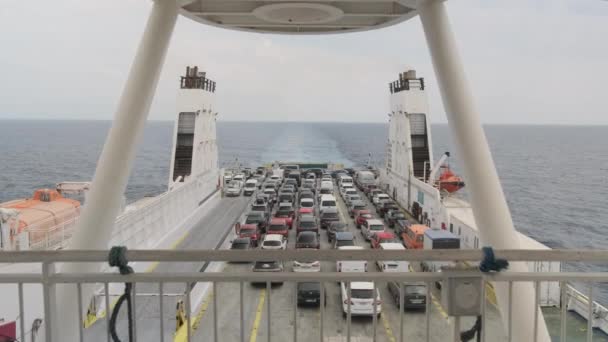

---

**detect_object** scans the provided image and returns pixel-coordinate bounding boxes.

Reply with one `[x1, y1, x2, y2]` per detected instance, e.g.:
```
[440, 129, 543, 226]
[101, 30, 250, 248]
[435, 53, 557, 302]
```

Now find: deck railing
[1, 249, 607, 342]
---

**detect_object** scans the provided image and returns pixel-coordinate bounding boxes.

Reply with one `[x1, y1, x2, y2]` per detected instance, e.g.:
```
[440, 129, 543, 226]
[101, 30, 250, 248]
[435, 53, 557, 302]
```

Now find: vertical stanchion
[425, 281, 431, 342]
[213, 282, 219, 342]
[320, 282, 325, 342]
[560, 282, 567, 342]
[105, 283, 111, 342]
[18, 283, 25, 340]
[77, 283, 84, 342]
[240, 282, 245, 342]
[267, 282, 271, 342]
[159, 282, 165, 342]
[399, 282, 404, 342]
[293, 282, 298, 342]
[587, 284, 594, 342]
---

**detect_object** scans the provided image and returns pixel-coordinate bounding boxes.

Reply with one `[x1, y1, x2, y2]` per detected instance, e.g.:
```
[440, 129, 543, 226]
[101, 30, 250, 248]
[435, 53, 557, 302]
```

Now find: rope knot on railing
[479, 246, 509, 273]
[108, 246, 134, 342]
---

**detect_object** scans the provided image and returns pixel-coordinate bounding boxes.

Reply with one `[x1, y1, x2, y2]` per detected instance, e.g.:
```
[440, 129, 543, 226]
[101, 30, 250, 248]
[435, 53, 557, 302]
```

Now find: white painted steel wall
[169, 86, 218, 185]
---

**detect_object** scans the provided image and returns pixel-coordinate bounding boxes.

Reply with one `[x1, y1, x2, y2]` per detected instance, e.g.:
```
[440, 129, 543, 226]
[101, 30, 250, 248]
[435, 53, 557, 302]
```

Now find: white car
[300, 198, 314, 208]
[243, 179, 258, 196]
[341, 281, 382, 317]
[336, 246, 367, 272]
[261, 234, 287, 250]
[345, 194, 362, 205]
[293, 259, 321, 272]
[361, 219, 385, 241]
[319, 194, 337, 213]
[377, 243, 410, 272]
[372, 193, 390, 206]
[224, 181, 243, 197]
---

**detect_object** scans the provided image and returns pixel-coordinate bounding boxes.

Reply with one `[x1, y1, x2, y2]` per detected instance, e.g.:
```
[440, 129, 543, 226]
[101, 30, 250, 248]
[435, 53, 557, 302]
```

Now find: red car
[267, 218, 289, 238]
[370, 231, 400, 249]
[235, 223, 261, 247]
[274, 211, 294, 229]
[355, 210, 373, 228]
[298, 207, 314, 217]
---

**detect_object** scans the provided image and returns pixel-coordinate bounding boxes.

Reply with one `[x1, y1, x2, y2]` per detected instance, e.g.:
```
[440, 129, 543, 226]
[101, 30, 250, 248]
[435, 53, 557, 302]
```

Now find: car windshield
[322, 200, 336, 206]
[268, 224, 285, 231]
[264, 240, 281, 247]
[351, 289, 374, 299]
[370, 225, 384, 231]
[240, 228, 255, 234]
[404, 285, 427, 295]
[354, 205, 366, 211]
[330, 224, 347, 231]
[301, 202, 314, 208]
[252, 206, 265, 211]
[245, 217, 261, 223]
[322, 213, 339, 219]
[276, 211, 290, 217]
[300, 221, 316, 228]
[337, 240, 355, 247]
[297, 234, 316, 243]
[232, 243, 249, 249]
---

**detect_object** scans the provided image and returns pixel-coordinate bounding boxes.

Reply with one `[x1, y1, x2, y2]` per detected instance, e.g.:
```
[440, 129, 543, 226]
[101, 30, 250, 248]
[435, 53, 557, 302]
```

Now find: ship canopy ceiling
[180, 0, 420, 34]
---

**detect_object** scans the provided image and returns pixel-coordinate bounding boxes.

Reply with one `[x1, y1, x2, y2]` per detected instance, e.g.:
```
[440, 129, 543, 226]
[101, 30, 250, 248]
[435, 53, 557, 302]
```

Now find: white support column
[417, 1, 550, 341]
[53, 1, 179, 340]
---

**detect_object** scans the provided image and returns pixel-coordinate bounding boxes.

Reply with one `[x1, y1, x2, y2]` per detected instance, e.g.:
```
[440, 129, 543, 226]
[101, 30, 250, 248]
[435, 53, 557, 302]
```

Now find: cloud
[0, 0, 607, 124]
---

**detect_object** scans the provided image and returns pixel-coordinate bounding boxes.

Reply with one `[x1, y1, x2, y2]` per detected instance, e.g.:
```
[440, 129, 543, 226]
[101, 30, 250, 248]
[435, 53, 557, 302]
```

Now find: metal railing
[1, 249, 607, 342]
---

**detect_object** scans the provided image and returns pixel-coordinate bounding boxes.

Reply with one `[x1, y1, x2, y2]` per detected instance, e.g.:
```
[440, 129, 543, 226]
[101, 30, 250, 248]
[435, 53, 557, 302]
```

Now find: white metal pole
[53, 1, 179, 340]
[416, 0, 551, 341]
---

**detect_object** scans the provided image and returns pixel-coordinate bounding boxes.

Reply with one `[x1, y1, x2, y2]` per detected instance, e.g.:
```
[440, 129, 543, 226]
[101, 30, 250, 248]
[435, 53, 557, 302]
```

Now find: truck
[355, 170, 376, 190]
[420, 229, 461, 288]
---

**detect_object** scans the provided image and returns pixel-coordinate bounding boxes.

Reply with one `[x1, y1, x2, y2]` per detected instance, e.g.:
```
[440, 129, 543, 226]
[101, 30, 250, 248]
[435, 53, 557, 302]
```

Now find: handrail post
[417, 0, 550, 341]
[53, 1, 179, 341]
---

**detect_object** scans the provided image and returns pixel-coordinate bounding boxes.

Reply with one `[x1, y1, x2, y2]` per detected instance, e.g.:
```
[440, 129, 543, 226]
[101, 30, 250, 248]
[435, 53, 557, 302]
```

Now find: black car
[245, 212, 268, 232]
[252, 261, 284, 285]
[327, 222, 348, 242]
[386, 210, 407, 228]
[333, 232, 356, 248]
[320, 208, 340, 229]
[297, 282, 327, 306]
[230, 238, 252, 263]
[387, 282, 427, 311]
[296, 231, 320, 249]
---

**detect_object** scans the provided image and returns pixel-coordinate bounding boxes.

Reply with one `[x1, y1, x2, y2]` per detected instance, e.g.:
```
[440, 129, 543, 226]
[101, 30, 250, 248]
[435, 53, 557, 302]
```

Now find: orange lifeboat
[438, 167, 465, 193]
[1, 189, 80, 248]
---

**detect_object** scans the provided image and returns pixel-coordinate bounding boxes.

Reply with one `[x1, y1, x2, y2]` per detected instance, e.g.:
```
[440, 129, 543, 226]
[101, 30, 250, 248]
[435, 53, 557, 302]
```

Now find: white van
[377, 243, 410, 272]
[319, 181, 334, 195]
[243, 179, 258, 196]
[336, 246, 367, 272]
[319, 194, 337, 213]
[340, 281, 381, 317]
[339, 175, 353, 187]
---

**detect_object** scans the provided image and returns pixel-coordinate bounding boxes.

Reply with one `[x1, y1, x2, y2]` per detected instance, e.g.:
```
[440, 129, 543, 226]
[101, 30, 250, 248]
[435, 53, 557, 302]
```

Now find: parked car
[348, 200, 367, 218]
[243, 179, 258, 196]
[245, 211, 267, 232]
[370, 231, 400, 249]
[267, 218, 289, 238]
[297, 282, 326, 306]
[354, 209, 373, 227]
[378, 201, 399, 218]
[261, 234, 287, 250]
[235, 223, 261, 247]
[230, 237, 252, 253]
[319, 194, 337, 213]
[372, 193, 390, 206]
[252, 261, 284, 285]
[387, 281, 427, 311]
[345, 194, 362, 206]
[300, 198, 315, 209]
[340, 282, 381, 317]
[278, 192, 295, 205]
[368, 189, 383, 201]
[295, 231, 320, 249]
[293, 244, 321, 272]
[361, 219, 386, 241]
[333, 232, 356, 249]
[274, 207, 295, 229]
[224, 181, 243, 197]
[402, 224, 429, 250]
[336, 246, 366, 272]
[327, 222, 348, 242]
[320, 208, 340, 229]
[377, 243, 410, 272]
[297, 215, 319, 235]
[385, 210, 407, 228]
[393, 219, 412, 237]
[298, 207, 314, 218]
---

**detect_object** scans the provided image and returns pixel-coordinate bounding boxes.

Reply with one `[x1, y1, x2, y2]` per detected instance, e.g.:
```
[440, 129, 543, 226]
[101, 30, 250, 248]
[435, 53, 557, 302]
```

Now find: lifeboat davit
[438, 168, 465, 193]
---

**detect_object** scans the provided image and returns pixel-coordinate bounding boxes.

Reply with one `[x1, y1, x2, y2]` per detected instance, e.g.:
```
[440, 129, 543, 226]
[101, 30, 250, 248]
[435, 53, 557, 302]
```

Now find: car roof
[245, 179, 257, 184]
[379, 242, 405, 250]
[297, 231, 317, 237]
[337, 246, 363, 250]
[350, 200, 365, 206]
[349, 281, 374, 290]
[264, 234, 284, 241]
[322, 207, 338, 214]
[300, 198, 314, 202]
[367, 219, 384, 225]
[335, 232, 354, 239]
[300, 215, 315, 222]
[375, 232, 396, 239]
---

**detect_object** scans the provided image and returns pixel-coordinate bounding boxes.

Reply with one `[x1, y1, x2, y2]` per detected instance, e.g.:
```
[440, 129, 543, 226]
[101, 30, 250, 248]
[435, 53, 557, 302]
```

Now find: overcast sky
[1, 0, 607, 124]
